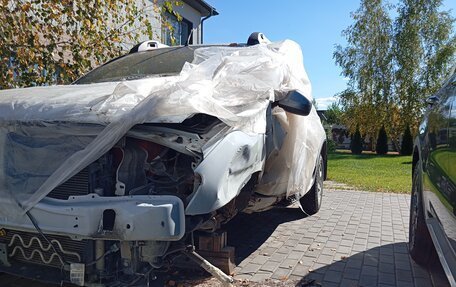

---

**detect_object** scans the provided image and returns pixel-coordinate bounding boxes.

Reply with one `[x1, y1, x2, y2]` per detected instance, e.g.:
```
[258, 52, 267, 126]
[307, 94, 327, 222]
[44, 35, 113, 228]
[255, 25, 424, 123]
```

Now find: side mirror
[277, 90, 312, 116]
[426, 95, 440, 108]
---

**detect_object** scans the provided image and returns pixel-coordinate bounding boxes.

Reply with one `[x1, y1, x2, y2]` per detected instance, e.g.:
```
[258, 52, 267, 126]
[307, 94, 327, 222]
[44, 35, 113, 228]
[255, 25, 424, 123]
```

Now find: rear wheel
[299, 154, 324, 215]
[409, 161, 436, 265]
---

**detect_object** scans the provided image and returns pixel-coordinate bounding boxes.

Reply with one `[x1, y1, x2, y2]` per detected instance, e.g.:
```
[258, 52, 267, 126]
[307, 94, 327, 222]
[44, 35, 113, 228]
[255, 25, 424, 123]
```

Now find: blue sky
[203, 0, 456, 109]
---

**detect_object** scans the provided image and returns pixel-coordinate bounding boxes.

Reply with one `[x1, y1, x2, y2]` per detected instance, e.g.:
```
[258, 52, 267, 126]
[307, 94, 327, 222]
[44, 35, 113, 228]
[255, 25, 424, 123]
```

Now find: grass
[327, 151, 413, 193]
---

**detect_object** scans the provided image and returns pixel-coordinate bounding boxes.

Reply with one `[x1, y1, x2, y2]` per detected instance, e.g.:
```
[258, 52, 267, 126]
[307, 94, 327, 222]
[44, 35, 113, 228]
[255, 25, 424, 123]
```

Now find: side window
[428, 77, 455, 149]
[161, 13, 193, 46]
[427, 98, 450, 149]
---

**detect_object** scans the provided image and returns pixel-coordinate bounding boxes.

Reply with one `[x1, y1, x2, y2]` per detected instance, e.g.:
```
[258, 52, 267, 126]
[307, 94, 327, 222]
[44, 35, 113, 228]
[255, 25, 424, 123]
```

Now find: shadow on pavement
[161, 208, 307, 284]
[225, 207, 307, 264]
[294, 242, 449, 287]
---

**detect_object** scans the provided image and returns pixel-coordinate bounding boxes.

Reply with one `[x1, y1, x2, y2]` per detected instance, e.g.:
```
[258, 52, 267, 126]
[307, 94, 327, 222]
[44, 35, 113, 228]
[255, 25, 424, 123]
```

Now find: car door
[445, 81, 456, 246]
[423, 75, 456, 257]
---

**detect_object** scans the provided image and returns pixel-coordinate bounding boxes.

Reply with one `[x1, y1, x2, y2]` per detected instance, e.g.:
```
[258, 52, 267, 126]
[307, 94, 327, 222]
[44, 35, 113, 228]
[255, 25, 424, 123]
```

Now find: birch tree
[334, 0, 394, 148]
[394, 0, 455, 132]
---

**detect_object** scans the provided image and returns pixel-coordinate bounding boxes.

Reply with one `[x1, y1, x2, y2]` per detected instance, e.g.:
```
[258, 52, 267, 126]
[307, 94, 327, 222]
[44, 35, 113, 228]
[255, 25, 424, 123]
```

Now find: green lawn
[327, 152, 413, 193]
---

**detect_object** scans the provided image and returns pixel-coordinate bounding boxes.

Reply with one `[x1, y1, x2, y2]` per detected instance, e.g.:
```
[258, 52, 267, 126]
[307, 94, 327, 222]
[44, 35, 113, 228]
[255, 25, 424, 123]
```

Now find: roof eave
[182, 0, 218, 17]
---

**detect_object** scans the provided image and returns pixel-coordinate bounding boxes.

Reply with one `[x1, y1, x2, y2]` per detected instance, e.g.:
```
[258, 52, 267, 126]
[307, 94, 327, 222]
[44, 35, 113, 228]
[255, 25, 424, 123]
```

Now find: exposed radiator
[47, 168, 90, 200]
[0, 229, 89, 268]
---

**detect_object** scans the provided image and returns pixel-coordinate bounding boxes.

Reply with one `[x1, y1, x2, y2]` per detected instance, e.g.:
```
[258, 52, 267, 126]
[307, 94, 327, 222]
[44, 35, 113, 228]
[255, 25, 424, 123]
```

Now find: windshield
[74, 46, 197, 84]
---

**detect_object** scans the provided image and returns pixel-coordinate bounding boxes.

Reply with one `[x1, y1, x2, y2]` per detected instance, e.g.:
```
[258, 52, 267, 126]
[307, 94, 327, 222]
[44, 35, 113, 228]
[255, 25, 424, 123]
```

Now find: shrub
[327, 138, 337, 153]
[325, 127, 337, 153]
[376, 125, 388, 155]
[401, 125, 413, 155]
[350, 127, 363, 154]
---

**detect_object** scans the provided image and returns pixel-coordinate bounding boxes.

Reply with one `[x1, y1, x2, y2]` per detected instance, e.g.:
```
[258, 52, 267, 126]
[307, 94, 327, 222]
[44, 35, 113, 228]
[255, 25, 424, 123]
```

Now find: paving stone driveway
[220, 182, 449, 287]
[1, 182, 450, 287]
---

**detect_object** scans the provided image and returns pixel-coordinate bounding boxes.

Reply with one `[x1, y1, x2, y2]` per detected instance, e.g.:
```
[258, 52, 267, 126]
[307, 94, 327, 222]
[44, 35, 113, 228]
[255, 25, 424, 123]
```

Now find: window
[161, 13, 193, 46]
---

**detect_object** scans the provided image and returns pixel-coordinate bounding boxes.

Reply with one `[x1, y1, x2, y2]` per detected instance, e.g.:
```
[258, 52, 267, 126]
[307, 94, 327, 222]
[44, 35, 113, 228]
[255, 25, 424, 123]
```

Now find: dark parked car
[410, 71, 456, 286]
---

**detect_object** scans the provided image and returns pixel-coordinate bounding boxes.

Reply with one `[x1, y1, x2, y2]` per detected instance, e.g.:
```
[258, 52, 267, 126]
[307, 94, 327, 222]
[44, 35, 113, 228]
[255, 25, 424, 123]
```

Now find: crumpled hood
[0, 40, 314, 217]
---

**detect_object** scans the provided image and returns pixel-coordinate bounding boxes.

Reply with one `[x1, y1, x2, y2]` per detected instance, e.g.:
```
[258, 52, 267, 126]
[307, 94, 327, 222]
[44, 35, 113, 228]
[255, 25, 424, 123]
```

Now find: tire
[409, 161, 436, 265]
[300, 154, 324, 215]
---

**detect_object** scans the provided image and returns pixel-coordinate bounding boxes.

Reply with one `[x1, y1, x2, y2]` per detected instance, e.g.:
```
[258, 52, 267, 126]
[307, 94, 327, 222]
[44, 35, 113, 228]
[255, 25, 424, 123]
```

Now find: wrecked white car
[0, 33, 326, 286]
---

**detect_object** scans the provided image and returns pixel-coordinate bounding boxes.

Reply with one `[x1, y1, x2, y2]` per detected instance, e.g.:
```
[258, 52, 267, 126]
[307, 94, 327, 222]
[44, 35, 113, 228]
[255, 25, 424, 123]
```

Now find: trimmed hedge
[351, 127, 363, 154]
[376, 126, 388, 155]
[401, 125, 413, 155]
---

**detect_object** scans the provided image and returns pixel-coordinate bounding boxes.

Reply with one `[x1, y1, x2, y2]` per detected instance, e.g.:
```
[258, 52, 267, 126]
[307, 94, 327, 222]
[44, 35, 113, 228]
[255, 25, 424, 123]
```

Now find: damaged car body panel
[0, 195, 185, 241]
[186, 131, 265, 215]
[0, 37, 326, 286]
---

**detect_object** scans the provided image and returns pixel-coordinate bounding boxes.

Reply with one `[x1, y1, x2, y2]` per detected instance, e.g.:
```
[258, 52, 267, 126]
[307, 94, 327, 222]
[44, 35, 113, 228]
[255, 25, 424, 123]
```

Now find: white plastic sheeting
[255, 108, 325, 199]
[0, 40, 324, 217]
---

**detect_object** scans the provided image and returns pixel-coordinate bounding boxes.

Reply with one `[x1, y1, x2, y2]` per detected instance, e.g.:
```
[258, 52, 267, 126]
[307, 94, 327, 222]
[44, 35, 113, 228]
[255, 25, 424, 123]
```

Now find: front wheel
[299, 154, 324, 215]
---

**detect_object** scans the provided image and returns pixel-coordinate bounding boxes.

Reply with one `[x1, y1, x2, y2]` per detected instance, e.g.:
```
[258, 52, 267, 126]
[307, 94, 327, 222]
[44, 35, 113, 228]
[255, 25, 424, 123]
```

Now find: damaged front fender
[185, 131, 265, 215]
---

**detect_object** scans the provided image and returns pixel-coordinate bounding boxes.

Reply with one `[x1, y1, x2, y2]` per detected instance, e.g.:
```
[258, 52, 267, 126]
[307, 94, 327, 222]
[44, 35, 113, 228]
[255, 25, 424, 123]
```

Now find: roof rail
[129, 41, 169, 53]
[247, 32, 271, 46]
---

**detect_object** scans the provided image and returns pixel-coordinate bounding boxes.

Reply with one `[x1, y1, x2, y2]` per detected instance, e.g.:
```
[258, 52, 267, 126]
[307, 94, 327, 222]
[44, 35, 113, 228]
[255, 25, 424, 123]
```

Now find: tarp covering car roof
[0, 40, 321, 217]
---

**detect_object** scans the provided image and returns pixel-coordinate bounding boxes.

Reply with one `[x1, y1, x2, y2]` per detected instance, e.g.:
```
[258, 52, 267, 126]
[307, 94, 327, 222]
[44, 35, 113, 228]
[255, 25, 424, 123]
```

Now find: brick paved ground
[219, 182, 449, 287]
[1, 182, 450, 286]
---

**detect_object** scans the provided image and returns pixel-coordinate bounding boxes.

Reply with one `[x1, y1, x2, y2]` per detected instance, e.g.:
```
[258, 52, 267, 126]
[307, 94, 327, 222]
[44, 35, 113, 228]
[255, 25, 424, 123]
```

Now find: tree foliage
[394, 0, 455, 131]
[325, 102, 343, 125]
[334, 0, 455, 151]
[376, 125, 389, 154]
[0, 0, 180, 89]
